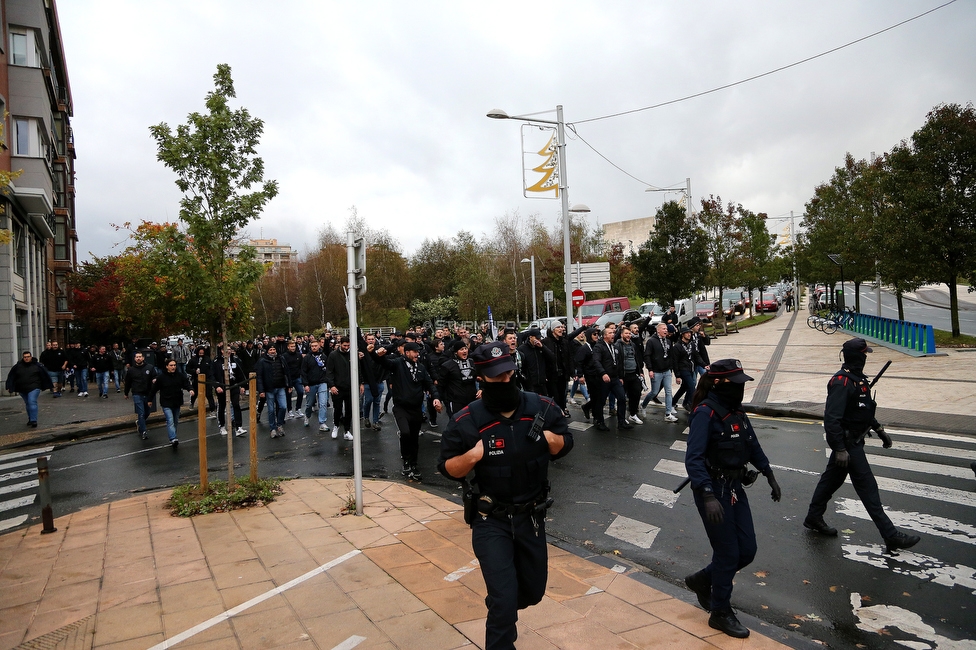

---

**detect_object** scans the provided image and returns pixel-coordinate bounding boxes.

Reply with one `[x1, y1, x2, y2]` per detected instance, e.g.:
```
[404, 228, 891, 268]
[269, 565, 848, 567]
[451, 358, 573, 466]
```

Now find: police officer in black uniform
[804, 338, 920, 553]
[684, 359, 781, 639]
[438, 341, 573, 650]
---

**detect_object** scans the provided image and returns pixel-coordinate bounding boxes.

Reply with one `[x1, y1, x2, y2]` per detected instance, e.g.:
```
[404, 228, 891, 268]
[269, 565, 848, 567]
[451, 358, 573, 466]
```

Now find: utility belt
[462, 481, 553, 526]
[843, 427, 871, 445]
[708, 465, 758, 486]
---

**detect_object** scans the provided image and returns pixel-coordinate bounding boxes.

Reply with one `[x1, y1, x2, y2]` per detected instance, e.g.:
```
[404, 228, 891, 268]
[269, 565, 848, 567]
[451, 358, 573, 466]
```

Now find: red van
[578, 297, 631, 327]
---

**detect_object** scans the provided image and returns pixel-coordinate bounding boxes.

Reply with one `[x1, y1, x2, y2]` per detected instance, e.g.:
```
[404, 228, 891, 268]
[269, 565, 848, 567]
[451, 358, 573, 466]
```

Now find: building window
[13, 117, 45, 157]
[54, 215, 68, 260]
[12, 221, 26, 277]
[55, 271, 69, 312]
[8, 28, 40, 67]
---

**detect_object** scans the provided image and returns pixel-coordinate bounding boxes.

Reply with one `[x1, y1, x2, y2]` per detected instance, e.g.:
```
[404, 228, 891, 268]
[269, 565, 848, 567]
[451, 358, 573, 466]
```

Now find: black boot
[581, 402, 592, 420]
[885, 531, 920, 554]
[684, 572, 711, 611]
[708, 609, 749, 638]
[803, 516, 838, 537]
[401, 460, 411, 478]
[409, 465, 423, 482]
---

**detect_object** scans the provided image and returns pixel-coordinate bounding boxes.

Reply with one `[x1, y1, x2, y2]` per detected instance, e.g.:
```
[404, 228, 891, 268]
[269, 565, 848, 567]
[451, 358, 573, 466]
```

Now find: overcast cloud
[56, 1, 975, 261]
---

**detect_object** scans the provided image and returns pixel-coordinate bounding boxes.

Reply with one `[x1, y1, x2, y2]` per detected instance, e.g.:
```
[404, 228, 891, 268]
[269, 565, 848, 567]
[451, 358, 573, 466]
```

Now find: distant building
[0, 0, 77, 369]
[602, 216, 656, 255]
[229, 238, 295, 267]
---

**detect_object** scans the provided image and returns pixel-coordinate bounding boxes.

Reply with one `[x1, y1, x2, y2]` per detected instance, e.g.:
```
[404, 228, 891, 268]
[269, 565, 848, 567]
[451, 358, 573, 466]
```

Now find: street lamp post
[488, 106, 589, 328]
[521, 256, 537, 322]
[285, 306, 293, 336]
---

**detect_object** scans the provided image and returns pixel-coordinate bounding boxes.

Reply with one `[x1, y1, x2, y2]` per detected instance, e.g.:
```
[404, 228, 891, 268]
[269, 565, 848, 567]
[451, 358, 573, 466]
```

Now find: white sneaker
[303, 415, 309, 427]
[331, 426, 339, 439]
[219, 426, 228, 436]
[343, 431, 353, 441]
[630, 414, 643, 425]
[270, 428, 279, 439]
[319, 423, 329, 432]
[235, 427, 247, 437]
[665, 414, 678, 423]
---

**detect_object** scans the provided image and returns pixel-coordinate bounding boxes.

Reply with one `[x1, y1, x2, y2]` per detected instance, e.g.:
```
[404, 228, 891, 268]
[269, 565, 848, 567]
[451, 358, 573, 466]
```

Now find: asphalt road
[834, 284, 976, 336]
[3, 409, 974, 648]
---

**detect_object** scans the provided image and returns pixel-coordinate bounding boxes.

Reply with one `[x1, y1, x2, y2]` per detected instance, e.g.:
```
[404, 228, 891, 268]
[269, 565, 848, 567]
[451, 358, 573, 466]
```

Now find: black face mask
[711, 382, 745, 408]
[481, 379, 521, 413]
[844, 352, 867, 374]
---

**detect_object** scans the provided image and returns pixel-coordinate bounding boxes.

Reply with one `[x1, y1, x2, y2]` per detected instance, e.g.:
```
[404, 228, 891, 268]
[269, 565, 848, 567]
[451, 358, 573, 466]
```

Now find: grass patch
[933, 328, 976, 348]
[734, 313, 778, 329]
[168, 477, 283, 517]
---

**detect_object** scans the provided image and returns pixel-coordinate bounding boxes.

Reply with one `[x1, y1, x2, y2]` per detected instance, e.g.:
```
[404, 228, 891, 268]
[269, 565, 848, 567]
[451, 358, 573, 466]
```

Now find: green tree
[631, 201, 708, 305]
[738, 211, 776, 311]
[698, 196, 744, 302]
[885, 103, 976, 336]
[149, 64, 278, 487]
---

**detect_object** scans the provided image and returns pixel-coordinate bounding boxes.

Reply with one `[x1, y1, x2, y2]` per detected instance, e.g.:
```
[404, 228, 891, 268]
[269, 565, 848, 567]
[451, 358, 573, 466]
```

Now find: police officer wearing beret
[438, 341, 573, 650]
[804, 338, 920, 553]
[684, 359, 781, 639]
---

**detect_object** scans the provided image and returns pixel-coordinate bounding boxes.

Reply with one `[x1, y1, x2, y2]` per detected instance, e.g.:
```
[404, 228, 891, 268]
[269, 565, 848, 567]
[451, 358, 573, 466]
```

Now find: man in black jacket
[438, 340, 479, 417]
[542, 323, 577, 415]
[6, 351, 53, 427]
[517, 328, 556, 396]
[255, 345, 291, 438]
[301, 339, 331, 432]
[282, 339, 305, 419]
[124, 351, 157, 439]
[39, 341, 67, 397]
[592, 324, 632, 430]
[575, 328, 606, 430]
[326, 337, 362, 440]
[376, 340, 441, 481]
[642, 323, 678, 423]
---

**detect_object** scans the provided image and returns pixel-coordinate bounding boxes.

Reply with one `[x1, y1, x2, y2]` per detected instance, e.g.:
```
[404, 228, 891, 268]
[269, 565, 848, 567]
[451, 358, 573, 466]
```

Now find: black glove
[834, 449, 850, 468]
[766, 471, 782, 502]
[875, 426, 892, 449]
[702, 493, 724, 525]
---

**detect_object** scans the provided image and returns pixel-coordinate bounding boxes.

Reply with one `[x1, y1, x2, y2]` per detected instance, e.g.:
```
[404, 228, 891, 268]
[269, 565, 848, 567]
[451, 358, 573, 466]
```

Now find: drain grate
[16, 615, 95, 650]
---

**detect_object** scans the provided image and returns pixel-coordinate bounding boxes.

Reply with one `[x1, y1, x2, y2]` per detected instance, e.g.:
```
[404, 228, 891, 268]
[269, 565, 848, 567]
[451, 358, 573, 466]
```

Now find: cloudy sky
[57, 1, 974, 262]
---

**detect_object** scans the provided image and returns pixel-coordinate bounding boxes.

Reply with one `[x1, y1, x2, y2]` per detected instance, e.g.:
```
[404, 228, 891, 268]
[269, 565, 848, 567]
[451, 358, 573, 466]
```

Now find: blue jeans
[643, 370, 674, 415]
[570, 376, 589, 401]
[132, 394, 149, 434]
[78, 368, 89, 394]
[362, 383, 383, 424]
[46, 370, 61, 392]
[20, 389, 40, 423]
[162, 406, 179, 441]
[112, 369, 122, 390]
[305, 383, 329, 425]
[267, 387, 288, 429]
[290, 378, 305, 411]
[96, 371, 110, 397]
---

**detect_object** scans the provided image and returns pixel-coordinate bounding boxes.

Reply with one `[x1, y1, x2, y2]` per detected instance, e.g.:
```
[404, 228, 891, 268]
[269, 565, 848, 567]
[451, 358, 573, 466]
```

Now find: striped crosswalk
[0, 447, 54, 532]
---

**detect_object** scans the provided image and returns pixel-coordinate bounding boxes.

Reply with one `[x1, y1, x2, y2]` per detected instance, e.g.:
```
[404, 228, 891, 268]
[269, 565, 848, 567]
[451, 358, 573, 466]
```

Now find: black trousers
[472, 512, 548, 650]
[584, 374, 605, 422]
[693, 482, 756, 613]
[546, 374, 569, 412]
[807, 442, 896, 540]
[593, 377, 627, 425]
[216, 388, 241, 428]
[622, 374, 642, 416]
[393, 403, 424, 465]
[332, 390, 353, 430]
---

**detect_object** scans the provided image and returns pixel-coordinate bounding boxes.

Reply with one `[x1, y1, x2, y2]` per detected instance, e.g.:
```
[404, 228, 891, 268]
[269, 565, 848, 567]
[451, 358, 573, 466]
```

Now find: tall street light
[521, 255, 537, 322]
[285, 306, 293, 336]
[488, 106, 590, 328]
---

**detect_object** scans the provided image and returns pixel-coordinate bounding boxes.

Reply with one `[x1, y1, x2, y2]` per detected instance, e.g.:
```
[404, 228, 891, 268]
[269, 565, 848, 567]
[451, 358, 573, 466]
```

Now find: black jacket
[516, 341, 556, 390]
[438, 356, 478, 408]
[124, 362, 157, 396]
[300, 350, 329, 386]
[379, 350, 438, 408]
[591, 339, 620, 379]
[255, 354, 290, 393]
[6, 360, 53, 393]
[644, 334, 673, 373]
[574, 341, 602, 378]
[326, 348, 360, 393]
[151, 370, 192, 409]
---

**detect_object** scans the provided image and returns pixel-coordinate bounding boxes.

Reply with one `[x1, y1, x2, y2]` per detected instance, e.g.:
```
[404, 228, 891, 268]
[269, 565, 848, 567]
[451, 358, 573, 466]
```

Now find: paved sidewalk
[0, 478, 795, 650]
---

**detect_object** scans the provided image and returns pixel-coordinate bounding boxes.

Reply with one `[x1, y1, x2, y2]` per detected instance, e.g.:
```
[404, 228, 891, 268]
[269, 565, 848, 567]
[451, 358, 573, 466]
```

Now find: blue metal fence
[844, 312, 936, 355]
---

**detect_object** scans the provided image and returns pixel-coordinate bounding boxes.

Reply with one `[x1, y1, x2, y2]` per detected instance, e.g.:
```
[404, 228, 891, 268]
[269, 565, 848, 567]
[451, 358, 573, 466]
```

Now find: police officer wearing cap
[438, 341, 573, 650]
[804, 338, 920, 553]
[684, 359, 781, 639]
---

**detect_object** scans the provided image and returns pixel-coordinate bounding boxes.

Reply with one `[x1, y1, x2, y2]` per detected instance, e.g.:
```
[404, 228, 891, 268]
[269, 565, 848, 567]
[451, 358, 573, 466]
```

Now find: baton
[869, 360, 892, 389]
[673, 477, 691, 493]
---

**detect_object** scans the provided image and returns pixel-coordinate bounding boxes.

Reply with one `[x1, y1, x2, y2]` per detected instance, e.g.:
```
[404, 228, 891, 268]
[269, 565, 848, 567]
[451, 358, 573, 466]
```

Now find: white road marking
[605, 515, 660, 549]
[851, 591, 976, 649]
[654, 458, 686, 478]
[0, 514, 27, 532]
[822, 435, 976, 461]
[670, 440, 686, 452]
[874, 476, 976, 509]
[633, 483, 679, 508]
[147, 549, 362, 650]
[0, 457, 44, 472]
[0, 447, 53, 462]
[885, 429, 976, 445]
[842, 544, 976, 595]
[867, 454, 975, 480]
[835, 498, 976, 546]
[770, 463, 821, 476]
[0, 479, 39, 496]
[444, 559, 479, 582]
[585, 586, 603, 595]
[0, 495, 35, 513]
[567, 421, 592, 431]
[0, 468, 38, 482]
[330, 635, 367, 650]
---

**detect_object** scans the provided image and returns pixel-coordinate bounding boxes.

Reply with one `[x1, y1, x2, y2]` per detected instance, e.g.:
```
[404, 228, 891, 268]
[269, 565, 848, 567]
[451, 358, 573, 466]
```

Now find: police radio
[527, 397, 554, 443]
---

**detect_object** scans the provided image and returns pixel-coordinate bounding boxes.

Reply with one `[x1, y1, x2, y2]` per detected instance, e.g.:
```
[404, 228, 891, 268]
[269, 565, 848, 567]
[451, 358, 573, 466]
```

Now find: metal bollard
[37, 456, 57, 534]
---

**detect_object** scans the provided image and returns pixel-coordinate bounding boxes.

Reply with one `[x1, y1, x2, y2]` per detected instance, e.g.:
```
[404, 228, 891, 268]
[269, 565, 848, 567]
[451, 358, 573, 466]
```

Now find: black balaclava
[481, 379, 521, 413]
[843, 350, 867, 374]
[711, 382, 745, 408]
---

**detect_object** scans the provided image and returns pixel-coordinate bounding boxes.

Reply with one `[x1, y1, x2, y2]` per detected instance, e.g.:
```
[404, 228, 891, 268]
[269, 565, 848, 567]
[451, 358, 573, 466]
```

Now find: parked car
[593, 309, 644, 331]
[722, 290, 745, 318]
[578, 297, 631, 327]
[524, 317, 567, 336]
[755, 292, 780, 313]
[696, 301, 720, 324]
[638, 301, 661, 323]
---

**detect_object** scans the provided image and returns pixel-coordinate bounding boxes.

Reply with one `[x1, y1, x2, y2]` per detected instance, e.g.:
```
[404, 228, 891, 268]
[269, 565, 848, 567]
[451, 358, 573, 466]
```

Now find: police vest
[699, 398, 750, 470]
[466, 393, 552, 505]
[832, 368, 876, 432]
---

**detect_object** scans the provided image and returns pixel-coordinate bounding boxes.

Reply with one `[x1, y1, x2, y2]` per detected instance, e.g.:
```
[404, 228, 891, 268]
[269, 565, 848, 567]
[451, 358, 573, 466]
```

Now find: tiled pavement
[0, 479, 793, 650]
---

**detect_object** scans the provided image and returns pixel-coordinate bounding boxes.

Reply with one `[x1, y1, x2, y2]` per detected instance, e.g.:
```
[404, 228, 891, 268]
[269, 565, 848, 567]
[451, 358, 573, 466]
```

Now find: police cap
[709, 358, 753, 383]
[842, 338, 873, 354]
[471, 342, 517, 378]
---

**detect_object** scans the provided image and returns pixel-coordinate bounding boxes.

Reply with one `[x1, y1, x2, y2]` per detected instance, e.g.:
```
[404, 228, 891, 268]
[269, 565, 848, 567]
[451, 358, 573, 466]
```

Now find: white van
[673, 298, 697, 327]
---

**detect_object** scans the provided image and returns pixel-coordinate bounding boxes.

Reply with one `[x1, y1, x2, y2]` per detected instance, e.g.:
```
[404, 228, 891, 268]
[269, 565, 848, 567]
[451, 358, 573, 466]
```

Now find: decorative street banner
[521, 124, 559, 198]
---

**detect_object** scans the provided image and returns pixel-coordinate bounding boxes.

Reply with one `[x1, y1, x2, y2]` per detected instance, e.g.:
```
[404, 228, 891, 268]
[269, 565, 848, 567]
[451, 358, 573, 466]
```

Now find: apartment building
[0, 0, 76, 371]
[229, 238, 295, 268]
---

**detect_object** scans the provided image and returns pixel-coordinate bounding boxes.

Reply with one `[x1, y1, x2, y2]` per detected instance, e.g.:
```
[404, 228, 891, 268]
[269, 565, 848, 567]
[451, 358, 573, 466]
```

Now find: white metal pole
[346, 232, 363, 515]
[557, 105, 574, 330]
[530, 255, 537, 322]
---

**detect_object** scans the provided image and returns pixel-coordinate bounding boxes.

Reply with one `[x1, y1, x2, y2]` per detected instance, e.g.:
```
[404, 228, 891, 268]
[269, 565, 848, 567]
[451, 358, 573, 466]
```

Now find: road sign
[570, 262, 611, 292]
[572, 289, 585, 308]
[543, 290, 554, 303]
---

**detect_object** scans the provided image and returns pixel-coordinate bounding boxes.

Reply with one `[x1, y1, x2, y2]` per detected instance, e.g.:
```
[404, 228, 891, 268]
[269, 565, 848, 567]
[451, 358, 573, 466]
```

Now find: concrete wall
[602, 216, 657, 255]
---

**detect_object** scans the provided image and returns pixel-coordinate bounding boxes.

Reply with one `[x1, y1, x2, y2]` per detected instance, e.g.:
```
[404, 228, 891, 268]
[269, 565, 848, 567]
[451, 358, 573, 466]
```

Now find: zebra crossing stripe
[0, 457, 44, 472]
[0, 447, 53, 462]
[835, 498, 976, 546]
[605, 515, 660, 549]
[0, 515, 27, 533]
[654, 458, 685, 478]
[842, 544, 976, 595]
[867, 454, 974, 480]
[0, 468, 39, 482]
[0, 479, 39, 496]
[633, 483, 679, 508]
[0, 495, 36, 513]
